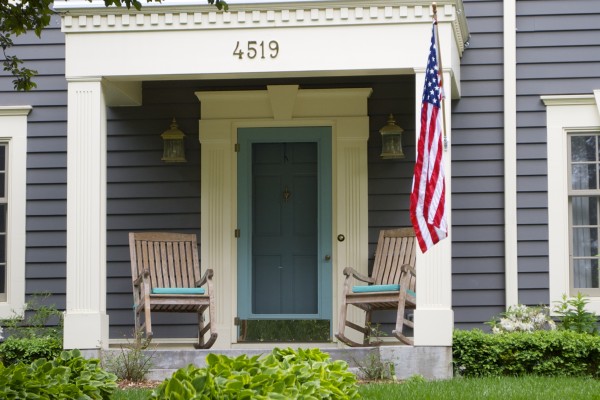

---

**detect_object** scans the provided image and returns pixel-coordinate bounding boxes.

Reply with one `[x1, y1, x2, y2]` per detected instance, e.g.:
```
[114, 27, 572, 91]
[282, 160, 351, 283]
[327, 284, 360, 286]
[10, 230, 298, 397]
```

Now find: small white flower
[491, 304, 555, 333]
[500, 318, 515, 332]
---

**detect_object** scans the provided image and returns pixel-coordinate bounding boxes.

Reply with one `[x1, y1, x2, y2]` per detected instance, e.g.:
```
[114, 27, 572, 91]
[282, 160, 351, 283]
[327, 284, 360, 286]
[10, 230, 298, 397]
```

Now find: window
[545, 92, 600, 313]
[0, 106, 31, 317]
[568, 133, 600, 296]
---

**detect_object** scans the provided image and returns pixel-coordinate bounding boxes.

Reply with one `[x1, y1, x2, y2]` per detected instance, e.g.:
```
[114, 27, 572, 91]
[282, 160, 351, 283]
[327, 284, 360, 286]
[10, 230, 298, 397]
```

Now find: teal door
[237, 127, 332, 322]
[252, 142, 318, 314]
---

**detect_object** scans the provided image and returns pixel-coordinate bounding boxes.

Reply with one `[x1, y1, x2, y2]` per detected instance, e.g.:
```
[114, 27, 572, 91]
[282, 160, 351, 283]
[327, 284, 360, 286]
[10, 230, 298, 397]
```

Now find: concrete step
[84, 344, 452, 381]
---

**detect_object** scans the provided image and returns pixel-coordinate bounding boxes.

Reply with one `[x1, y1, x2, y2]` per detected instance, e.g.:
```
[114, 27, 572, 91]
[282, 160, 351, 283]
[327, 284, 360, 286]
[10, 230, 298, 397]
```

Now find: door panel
[252, 142, 317, 314]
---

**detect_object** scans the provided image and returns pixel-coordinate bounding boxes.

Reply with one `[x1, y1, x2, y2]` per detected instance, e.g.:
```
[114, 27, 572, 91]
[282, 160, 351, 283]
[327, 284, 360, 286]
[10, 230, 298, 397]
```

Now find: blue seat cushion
[352, 284, 415, 297]
[152, 287, 205, 295]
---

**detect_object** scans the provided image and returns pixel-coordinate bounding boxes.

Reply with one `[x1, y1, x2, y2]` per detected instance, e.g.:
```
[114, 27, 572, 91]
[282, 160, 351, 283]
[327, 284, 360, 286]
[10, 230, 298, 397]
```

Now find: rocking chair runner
[336, 228, 416, 346]
[129, 232, 218, 349]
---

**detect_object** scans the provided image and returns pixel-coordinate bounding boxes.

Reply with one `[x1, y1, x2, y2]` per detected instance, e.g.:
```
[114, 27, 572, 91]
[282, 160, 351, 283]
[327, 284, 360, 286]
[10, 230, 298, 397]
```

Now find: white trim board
[544, 93, 600, 314]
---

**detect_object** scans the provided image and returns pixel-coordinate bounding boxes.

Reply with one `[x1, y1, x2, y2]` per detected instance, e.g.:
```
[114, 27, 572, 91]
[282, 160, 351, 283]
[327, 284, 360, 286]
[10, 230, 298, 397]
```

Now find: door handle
[324, 255, 331, 261]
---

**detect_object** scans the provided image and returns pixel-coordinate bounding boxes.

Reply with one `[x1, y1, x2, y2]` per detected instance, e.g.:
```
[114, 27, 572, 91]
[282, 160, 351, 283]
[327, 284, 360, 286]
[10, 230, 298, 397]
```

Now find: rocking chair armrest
[342, 267, 375, 284]
[133, 269, 150, 286]
[195, 269, 214, 287]
[401, 264, 416, 277]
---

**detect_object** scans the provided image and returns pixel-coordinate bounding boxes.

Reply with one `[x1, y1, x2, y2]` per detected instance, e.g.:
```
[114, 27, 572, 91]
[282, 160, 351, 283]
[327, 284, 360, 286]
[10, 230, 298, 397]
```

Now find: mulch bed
[117, 380, 161, 390]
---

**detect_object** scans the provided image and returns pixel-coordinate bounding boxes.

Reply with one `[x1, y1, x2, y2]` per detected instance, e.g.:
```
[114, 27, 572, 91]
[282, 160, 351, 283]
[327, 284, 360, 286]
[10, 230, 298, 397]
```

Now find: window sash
[568, 133, 600, 297]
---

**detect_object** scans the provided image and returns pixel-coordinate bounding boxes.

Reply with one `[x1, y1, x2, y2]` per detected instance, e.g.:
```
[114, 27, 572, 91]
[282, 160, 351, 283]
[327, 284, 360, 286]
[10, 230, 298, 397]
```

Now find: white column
[64, 79, 109, 349]
[413, 71, 454, 346]
[503, 0, 519, 308]
[334, 116, 370, 344]
[198, 119, 234, 348]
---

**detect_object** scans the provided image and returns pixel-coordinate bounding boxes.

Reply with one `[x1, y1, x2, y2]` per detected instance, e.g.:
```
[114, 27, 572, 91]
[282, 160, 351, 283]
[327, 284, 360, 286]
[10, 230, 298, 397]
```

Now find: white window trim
[544, 91, 600, 314]
[0, 106, 31, 318]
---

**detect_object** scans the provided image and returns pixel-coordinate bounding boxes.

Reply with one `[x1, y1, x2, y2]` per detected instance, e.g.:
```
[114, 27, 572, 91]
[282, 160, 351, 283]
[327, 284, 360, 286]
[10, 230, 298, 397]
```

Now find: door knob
[325, 255, 331, 261]
[337, 234, 345, 242]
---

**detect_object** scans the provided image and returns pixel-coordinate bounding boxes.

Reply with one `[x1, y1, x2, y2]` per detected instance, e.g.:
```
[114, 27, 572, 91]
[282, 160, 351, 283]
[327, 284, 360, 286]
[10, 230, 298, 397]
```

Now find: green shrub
[0, 292, 64, 366]
[453, 329, 600, 377]
[554, 292, 598, 335]
[0, 349, 118, 399]
[0, 335, 63, 366]
[151, 347, 360, 399]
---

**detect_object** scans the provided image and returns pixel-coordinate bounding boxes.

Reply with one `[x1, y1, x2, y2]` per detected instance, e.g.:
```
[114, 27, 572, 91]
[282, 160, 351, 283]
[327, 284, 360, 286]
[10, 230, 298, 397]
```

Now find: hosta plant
[0, 349, 118, 399]
[151, 347, 359, 399]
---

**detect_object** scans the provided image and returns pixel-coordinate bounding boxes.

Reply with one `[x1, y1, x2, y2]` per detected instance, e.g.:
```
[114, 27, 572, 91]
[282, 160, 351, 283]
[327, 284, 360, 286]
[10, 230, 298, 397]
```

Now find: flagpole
[432, 3, 448, 151]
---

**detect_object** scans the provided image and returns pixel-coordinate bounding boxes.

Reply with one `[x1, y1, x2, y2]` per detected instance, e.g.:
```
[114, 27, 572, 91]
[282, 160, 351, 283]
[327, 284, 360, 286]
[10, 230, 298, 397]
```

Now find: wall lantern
[161, 118, 187, 163]
[379, 114, 405, 159]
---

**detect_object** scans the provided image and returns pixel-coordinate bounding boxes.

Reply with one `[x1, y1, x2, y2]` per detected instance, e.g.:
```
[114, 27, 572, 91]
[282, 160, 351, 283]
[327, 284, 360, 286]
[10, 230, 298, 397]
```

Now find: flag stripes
[410, 21, 448, 253]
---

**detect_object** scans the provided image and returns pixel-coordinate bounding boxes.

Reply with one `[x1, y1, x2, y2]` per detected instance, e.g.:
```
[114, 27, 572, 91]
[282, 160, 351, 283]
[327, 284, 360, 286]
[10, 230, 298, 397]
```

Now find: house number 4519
[233, 40, 280, 59]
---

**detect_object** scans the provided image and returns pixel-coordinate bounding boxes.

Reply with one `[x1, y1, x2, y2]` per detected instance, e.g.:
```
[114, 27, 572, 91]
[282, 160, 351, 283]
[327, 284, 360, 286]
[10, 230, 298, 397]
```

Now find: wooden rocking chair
[129, 232, 218, 349]
[336, 228, 416, 346]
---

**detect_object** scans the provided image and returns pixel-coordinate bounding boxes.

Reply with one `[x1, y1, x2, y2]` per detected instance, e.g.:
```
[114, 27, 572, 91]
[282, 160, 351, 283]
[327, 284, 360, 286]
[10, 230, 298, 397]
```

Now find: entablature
[55, 0, 469, 56]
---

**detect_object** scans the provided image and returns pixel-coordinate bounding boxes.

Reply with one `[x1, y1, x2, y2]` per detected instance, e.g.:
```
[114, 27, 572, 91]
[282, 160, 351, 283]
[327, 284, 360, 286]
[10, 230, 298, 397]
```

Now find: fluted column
[64, 79, 109, 349]
[199, 119, 234, 348]
[335, 116, 370, 344]
[413, 71, 454, 346]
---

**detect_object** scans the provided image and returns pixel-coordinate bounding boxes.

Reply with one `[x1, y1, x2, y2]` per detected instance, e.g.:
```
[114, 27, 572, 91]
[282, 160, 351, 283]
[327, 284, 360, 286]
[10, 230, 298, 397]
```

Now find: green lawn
[113, 376, 600, 399]
[113, 388, 152, 400]
[361, 376, 600, 400]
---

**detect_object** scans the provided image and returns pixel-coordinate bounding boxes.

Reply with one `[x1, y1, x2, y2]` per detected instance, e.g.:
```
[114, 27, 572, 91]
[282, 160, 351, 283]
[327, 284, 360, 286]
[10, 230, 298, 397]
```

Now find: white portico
[54, 0, 468, 350]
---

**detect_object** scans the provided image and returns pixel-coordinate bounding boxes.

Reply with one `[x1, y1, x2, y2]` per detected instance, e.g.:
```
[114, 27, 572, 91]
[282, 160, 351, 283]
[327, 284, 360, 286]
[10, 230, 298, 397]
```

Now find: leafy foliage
[151, 347, 360, 399]
[553, 292, 598, 335]
[0, 0, 227, 91]
[0, 335, 63, 366]
[0, 292, 64, 365]
[0, 349, 118, 399]
[486, 304, 555, 334]
[0, 0, 53, 90]
[1, 292, 63, 340]
[453, 329, 600, 377]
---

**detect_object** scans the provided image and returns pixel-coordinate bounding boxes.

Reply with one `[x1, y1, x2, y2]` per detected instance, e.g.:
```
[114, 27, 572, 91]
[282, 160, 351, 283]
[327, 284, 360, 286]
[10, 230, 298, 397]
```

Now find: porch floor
[86, 344, 453, 381]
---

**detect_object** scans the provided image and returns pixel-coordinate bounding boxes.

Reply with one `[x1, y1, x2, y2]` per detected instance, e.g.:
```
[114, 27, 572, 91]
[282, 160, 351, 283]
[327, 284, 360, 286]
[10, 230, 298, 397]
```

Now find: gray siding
[452, 0, 506, 329]
[10, 17, 69, 315]
[452, 0, 600, 330]
[106, 84, 202, 338]
[515, 1, 600, 304]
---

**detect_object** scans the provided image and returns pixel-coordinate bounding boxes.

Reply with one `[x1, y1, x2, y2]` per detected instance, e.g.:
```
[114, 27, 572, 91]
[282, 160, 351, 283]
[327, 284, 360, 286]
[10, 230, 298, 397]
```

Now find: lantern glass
[379, 114, 405, 159]
[162, 139, 186, 163]
[161, 118, 187, 163]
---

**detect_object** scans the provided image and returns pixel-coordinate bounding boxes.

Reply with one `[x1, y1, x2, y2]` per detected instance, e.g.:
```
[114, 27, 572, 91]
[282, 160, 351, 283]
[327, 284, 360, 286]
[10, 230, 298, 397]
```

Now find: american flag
[410, 21, 448, 253]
